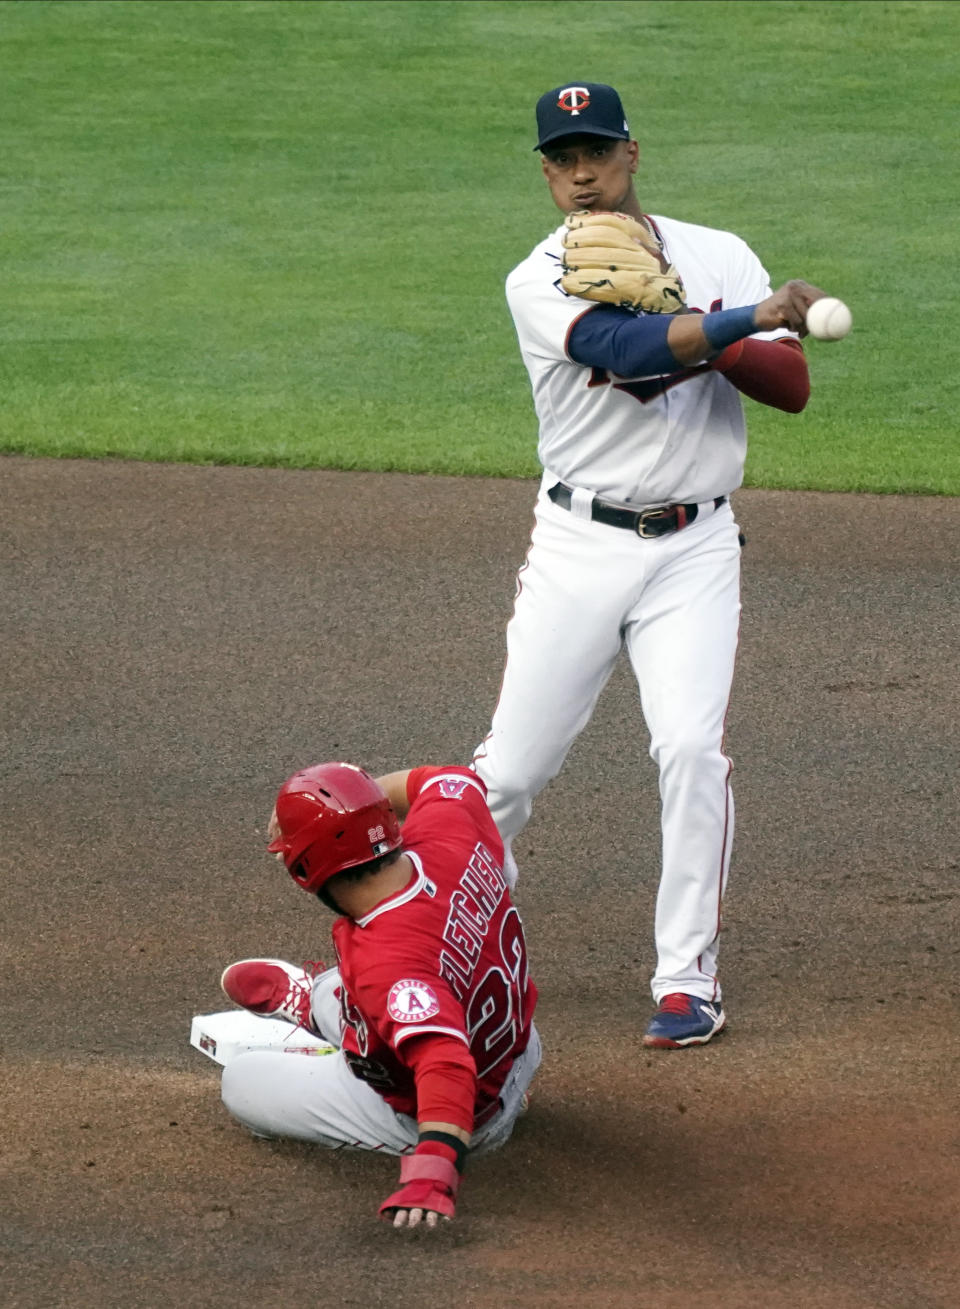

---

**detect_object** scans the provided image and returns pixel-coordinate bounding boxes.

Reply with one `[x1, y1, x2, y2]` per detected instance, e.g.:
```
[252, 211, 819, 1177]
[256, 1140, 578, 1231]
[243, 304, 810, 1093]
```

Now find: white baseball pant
[473, 490, 741, 1003]
[221, 967, 541, 1155]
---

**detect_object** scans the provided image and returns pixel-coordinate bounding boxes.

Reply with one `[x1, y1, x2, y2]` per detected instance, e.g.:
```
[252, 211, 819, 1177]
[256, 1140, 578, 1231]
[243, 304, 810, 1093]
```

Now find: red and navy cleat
[220, 958, 318, 1033]
[642, 993, 726, 1048]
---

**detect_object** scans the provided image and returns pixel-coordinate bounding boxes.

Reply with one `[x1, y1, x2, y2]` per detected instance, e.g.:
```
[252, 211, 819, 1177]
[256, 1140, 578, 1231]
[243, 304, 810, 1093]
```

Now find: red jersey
[331, 767, 537, 1127]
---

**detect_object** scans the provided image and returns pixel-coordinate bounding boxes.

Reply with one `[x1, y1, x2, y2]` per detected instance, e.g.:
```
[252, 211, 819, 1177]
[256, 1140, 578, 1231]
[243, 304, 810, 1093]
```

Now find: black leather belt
[547, 482, 726, 539]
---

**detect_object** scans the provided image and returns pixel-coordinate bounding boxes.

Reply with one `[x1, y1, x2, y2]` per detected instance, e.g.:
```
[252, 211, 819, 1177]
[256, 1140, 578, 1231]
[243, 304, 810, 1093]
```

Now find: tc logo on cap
[557, 86, 591, 116]
[534, 81, 629, 151]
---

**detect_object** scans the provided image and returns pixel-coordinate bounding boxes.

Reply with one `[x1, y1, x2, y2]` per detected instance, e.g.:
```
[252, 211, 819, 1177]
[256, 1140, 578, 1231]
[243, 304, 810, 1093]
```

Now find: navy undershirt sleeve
[567, 306, 681, 377]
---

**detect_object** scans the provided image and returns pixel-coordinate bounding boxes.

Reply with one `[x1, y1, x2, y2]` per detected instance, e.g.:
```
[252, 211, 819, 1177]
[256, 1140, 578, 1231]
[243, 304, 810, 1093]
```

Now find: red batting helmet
[267, 763, 403, 895]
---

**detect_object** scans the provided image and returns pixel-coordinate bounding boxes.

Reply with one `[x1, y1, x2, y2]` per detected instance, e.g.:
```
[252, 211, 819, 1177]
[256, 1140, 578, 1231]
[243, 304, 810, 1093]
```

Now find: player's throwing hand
[755, 279, 828, 335]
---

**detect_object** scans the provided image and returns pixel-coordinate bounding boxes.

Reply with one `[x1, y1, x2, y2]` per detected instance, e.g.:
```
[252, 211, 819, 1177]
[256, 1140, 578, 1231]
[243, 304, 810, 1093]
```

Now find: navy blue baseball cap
[534, 82, 630, 151]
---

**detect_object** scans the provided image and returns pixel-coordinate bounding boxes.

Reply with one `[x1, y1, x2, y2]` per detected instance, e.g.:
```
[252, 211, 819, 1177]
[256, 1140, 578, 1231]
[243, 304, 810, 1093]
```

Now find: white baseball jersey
[505, 214, 793, 508]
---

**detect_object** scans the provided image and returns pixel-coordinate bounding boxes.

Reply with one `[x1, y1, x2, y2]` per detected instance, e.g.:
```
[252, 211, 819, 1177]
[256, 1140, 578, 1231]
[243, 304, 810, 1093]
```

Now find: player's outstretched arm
[665, 279, 827, 366]
[570, 279, 828, 380]
[378, 1034, 476, 1230]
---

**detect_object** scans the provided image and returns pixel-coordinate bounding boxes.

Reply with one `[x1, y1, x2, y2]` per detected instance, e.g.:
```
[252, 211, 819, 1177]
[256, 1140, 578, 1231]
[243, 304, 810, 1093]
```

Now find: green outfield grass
[1, 0, 957, 493]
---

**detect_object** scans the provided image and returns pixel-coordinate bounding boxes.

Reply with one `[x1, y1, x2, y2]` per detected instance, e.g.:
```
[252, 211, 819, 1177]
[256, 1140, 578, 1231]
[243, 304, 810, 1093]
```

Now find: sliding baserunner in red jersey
[218, 762, 540, 1230]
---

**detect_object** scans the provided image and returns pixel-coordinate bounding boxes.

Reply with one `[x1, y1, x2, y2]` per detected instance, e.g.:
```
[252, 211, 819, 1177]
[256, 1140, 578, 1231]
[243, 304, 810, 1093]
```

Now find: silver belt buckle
[636, 507, 670, 539]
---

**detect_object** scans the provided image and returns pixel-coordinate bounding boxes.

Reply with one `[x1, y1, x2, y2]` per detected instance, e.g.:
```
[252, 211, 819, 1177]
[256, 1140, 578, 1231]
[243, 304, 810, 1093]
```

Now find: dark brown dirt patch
[2, 458, 958, 1308]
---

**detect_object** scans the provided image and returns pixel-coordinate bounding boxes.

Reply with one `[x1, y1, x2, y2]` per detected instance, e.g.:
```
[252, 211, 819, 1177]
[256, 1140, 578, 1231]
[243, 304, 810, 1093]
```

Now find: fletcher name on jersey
[333, 767, 537, 1131]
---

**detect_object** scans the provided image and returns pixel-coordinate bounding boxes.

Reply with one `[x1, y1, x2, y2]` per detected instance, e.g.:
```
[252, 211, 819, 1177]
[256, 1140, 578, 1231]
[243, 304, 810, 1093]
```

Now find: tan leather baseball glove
[561, 210, 686, 314]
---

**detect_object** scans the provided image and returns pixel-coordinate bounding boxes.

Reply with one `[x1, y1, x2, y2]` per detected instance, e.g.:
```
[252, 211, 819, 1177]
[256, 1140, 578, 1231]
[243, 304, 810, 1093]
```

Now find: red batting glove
[378, 1153, 461, 1222]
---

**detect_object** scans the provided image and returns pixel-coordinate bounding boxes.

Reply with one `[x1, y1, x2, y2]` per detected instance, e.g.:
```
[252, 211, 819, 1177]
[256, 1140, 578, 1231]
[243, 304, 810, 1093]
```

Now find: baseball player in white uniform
[472, 82, 825, 1047]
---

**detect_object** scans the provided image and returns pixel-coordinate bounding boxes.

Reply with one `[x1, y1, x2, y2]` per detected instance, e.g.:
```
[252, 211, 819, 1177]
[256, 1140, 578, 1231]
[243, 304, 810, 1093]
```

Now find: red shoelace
[658, 993, 696, 1015]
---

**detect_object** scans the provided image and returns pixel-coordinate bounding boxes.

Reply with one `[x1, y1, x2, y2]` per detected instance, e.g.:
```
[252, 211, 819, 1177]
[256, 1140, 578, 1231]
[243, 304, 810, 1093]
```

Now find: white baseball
[805, 297, 852, 341]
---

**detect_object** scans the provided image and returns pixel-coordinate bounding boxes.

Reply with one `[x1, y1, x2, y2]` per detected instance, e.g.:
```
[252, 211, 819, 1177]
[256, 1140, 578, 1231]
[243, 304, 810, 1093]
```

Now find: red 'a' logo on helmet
[557, 86, 591, 116]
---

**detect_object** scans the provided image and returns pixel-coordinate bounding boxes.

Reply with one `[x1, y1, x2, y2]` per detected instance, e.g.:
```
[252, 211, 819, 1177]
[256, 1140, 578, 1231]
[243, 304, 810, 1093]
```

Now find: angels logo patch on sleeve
[437, 777, 471, 799]
[419, 771, 486, 802]
[387, 979, 441, 1024]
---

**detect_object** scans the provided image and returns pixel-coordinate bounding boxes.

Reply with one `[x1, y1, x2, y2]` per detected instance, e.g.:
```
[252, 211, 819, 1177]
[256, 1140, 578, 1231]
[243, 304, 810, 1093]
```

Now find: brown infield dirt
[2, 456, 958, 1309]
